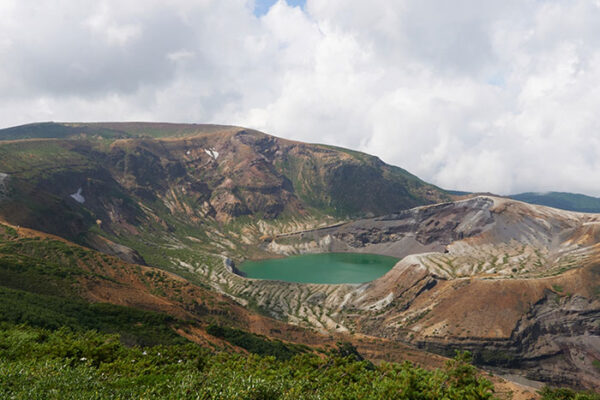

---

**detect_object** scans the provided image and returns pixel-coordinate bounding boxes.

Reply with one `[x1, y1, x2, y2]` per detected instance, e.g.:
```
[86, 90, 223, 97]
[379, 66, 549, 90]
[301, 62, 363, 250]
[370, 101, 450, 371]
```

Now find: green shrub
[0, 323, 505, 400]
[539, 386, 600, 400]
[0, 287, 187, 346]
[206, 324, 304, 360]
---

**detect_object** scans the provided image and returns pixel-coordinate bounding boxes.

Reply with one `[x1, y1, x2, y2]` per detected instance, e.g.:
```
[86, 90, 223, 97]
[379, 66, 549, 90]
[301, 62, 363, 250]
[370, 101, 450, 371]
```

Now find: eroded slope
[261, 196, 600, 389]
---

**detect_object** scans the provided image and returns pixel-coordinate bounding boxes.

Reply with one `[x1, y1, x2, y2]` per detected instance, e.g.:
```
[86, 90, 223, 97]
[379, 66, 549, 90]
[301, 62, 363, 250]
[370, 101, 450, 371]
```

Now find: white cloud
[1, 0, 600, 196]
[85, 4, 142, 47]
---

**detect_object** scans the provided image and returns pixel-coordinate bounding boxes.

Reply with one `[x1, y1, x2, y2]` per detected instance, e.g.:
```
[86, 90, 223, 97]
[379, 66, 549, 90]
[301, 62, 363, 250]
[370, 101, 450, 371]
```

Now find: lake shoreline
[237, 252, 399, 284]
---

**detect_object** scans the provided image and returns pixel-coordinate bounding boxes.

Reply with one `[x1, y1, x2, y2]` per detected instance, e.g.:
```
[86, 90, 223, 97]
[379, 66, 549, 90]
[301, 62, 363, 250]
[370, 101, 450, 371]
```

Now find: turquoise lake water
[239, 253, 398, 284]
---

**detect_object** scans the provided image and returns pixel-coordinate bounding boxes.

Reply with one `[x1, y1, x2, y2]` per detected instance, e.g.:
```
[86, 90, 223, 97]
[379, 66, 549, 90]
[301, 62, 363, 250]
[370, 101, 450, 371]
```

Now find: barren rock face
[279, 197, 496, 258]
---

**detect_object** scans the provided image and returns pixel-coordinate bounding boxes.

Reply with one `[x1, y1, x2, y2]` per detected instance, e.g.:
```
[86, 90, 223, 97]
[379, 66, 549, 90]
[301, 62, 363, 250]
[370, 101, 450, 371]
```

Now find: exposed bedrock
[268, 197, 496, 258]
[415, 293, 600, 390]
[340, 258, 600, 390]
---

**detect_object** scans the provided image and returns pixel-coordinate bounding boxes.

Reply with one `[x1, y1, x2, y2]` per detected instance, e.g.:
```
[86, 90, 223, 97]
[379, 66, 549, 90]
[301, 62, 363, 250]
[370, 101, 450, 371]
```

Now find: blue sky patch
[254, 0, 306, 16]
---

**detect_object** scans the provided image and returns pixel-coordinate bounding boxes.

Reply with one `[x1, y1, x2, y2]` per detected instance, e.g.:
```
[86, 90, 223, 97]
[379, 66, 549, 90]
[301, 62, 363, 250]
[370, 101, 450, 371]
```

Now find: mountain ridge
[450, 189, 600, 214]
[509, 191, 600, 214]
[0, 121, 449, 246]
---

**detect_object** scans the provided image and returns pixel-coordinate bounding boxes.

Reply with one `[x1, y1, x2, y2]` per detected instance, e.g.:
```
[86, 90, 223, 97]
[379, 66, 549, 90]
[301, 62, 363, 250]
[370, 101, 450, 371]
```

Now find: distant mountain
[509, 191, 600, 213]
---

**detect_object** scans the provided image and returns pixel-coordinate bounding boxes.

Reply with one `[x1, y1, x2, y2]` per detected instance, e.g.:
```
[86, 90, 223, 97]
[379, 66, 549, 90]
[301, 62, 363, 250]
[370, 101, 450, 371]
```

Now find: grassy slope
[0, 222, 189, 346]
[278, 144, 447, 217]
[0, 121, 238, 140]
[0, 322, 506, 400]
[0, 222, 292, 346]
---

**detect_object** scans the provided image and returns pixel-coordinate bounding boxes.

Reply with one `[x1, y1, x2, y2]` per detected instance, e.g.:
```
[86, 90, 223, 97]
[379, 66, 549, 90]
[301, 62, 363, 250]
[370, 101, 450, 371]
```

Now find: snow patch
[204, 148, 219, 159]
[70, 188, 85, 204]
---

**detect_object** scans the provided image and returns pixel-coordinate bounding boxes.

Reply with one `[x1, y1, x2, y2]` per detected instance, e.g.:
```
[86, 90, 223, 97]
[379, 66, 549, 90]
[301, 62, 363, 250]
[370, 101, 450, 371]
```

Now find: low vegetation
[0, 323, 501, 399]
[0, 286, 187, 346]
[538, 387, 600, 400]
[206, 324, 308, 361]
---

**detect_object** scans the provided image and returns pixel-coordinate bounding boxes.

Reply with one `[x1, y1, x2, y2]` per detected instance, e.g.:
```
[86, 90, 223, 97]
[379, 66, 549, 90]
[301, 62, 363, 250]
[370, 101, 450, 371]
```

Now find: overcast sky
[2, 0, 600, 196]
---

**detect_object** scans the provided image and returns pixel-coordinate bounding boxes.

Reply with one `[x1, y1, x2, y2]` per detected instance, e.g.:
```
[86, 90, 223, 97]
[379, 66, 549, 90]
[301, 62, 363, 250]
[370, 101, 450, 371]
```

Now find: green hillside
[509, 192, 600, 213]
[0, 322, 505, 400]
